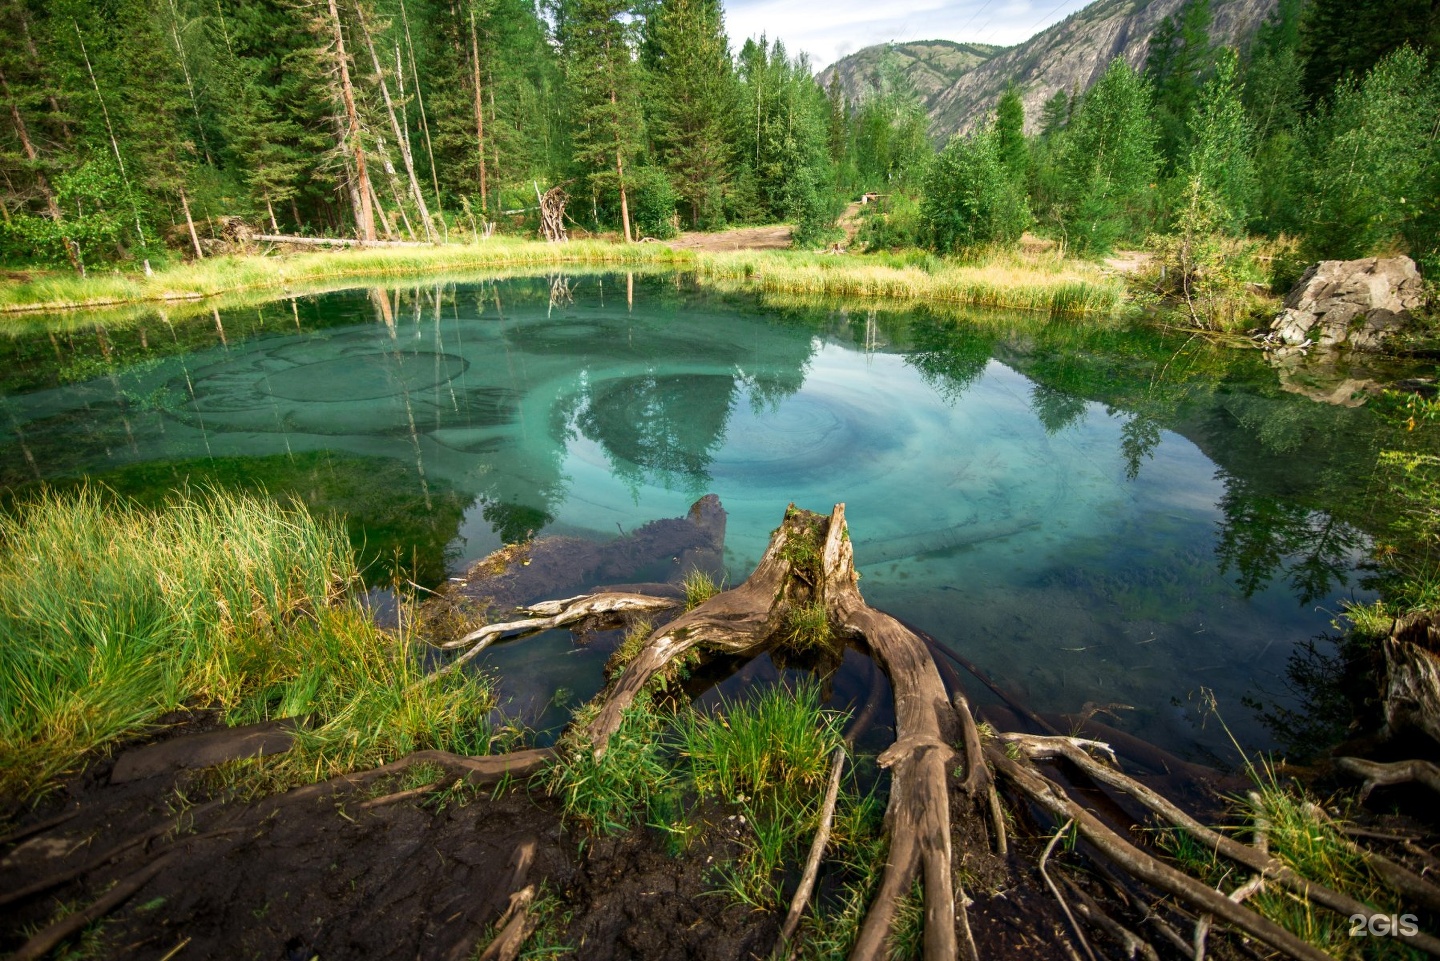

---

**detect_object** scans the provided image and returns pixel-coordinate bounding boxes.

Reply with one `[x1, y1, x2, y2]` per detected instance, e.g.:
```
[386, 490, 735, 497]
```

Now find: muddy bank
[0, 708, 1085, 961]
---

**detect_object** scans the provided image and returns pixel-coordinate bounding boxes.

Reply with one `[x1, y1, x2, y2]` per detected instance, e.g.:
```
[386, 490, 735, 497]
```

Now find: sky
[722, 0, 1097, 71]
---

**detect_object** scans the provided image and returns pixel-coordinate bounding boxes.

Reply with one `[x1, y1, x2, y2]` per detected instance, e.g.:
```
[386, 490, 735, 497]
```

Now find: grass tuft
[681, 569, 721, 611]
[782, 601, 833, 651]
[0, 488, 495, 798]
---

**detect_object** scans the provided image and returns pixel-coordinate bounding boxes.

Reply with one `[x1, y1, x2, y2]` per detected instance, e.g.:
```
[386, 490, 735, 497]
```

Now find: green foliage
[547, 697, 675, 835]
[920, 127, 1031, 255]
[1293, 47, 1440, 272]
[556, 0, 647, 239]
[1163, 763, 1417, 959]
[680, 682, 848, 908]
[642, 0, 738, 228]
[1, 161, 134, 268]
[626, 165, 680, 239]
[734, 38, 839, 233]
[994, 85, 1029, 182]
[681, 569, 720, 610]
[1180, 49, 1257, 235]
[856, 194, 922, 250]
[1298, 0, 1440, 102]
[782, 601, 833, 651]
[0, 489, 495, 798]
[845, 55, 932, 195]
[1056, 58, 1160, 255]
[1145, 0, 1214, 168]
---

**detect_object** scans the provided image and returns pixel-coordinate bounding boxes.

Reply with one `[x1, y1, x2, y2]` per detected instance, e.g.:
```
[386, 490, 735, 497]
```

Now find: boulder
[1269, 256, 1426, 351]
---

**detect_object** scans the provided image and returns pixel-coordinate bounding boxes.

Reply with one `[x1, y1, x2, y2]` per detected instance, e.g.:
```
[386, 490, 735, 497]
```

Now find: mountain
[818, 40, 1008, 115]
[825, 0, 1278, 141]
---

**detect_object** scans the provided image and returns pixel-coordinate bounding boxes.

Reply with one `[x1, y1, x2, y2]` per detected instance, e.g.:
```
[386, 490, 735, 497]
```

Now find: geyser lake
[1, 273, 1393, 764]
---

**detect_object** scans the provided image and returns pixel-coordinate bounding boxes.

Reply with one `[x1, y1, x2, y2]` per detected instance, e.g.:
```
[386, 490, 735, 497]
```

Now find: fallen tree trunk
[254, 234, 433, 248]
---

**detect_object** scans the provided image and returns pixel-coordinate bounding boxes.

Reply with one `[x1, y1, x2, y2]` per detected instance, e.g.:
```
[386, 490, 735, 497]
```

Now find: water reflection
[0, 274, 1418, 759]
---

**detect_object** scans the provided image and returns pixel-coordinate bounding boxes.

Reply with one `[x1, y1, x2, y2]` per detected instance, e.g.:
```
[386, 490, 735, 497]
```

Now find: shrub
[919, 128, 1031, 255]
[627, 166, 680, 240]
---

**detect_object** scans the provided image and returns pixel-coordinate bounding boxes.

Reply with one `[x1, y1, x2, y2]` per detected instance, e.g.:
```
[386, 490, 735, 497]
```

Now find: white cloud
[721, 0, 1096, 70]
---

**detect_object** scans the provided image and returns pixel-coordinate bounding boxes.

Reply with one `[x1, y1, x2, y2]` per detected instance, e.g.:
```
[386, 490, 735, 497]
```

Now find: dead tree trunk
[470, 9, 489, 213]
[327, 0, 375, 242]
[355, 1, 437, 243]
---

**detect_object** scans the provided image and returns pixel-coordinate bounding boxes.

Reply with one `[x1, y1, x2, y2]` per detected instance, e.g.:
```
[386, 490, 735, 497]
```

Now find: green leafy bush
[920, 128, 1031, 255]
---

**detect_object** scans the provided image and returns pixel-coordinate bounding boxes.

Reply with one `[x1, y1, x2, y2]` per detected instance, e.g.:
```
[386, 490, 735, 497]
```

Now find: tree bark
[180, 189, 204, 259]
[572, 505, 958, 960]
[470, 9, 489, 211]
[355, 0, 437, 243]
[327, 0, 375, 242]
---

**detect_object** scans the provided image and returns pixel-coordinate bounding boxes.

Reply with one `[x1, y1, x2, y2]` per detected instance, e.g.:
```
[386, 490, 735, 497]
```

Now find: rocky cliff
[817, 40, 1006, 115]
[823, 0, 1277, 141]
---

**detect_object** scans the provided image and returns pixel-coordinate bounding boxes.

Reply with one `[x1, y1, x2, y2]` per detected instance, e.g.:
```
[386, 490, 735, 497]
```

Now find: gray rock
[1268, 256, 1426, 352]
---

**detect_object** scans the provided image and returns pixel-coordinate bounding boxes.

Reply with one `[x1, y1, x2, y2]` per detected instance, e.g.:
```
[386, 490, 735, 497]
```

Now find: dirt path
[665, 224, 792, 251]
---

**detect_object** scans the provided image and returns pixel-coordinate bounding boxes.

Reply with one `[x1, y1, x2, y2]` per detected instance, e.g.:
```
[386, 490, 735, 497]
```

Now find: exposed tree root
[999, 732, 1440, 954]
[10, 852, 177, 961]
[988, 745, 1339, 961]
[773, 747, 846, 959]
[444, 837, 538, 961]
[1336, 755, 1440, 802]
[1059, 875, 1161, 961]
[1040, 818, 1099, 961]
[475, 884, 536, 961]
[0, 809, 80, 848]
[0, 799, 223, 909]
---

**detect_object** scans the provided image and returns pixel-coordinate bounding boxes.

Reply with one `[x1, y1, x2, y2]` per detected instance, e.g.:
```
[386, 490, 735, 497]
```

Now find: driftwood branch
[773, 746, 847, 958]
[434, 592, 677, 676]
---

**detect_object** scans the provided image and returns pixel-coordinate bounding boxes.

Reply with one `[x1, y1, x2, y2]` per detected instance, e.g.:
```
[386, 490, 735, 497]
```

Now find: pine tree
[1146, 0, 1216, 167]
[1299, 0, 1440, 102]
[995, 84, 1028, 182]
[644, 0, 737, 227]
[1039, 88, 1068, 138]
[557, 0, 645, 241]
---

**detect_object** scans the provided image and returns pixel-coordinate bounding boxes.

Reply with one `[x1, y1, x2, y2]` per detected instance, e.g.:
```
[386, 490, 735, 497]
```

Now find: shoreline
[0, 237, 1125, 321]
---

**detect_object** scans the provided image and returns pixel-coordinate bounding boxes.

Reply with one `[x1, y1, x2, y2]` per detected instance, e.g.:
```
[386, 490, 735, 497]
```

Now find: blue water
[0, 275, 1386, 762]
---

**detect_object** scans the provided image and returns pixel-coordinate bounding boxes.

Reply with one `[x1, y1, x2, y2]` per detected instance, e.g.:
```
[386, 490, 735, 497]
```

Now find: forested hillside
[0, 0, 853, 265]
[818, 40, 1005, 121]
[0, 0, 1436, 288]
[929, 0, 1278, 137]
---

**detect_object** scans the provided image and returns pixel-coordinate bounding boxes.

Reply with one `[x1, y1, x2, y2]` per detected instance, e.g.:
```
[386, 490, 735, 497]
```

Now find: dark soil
[0, 708, 1101, 961]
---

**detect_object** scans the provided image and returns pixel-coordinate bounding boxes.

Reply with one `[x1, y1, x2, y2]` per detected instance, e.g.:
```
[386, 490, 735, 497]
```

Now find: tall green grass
[0, 488, 495, 797]
[2, 239, 1123, 320]
[695, 248, 1124, 316]
[0, 239, 690, 315]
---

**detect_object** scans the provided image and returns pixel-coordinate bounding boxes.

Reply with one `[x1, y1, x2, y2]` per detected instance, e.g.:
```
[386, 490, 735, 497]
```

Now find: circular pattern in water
[261, 350, 469, 403]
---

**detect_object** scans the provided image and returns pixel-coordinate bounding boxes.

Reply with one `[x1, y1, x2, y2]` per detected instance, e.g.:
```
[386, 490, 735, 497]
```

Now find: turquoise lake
[0, 274, 1394, 764]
